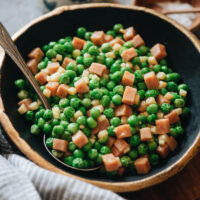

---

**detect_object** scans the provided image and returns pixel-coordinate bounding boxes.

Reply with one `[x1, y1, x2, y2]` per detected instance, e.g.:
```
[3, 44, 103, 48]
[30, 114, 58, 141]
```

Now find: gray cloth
[0, 129, 124, 200]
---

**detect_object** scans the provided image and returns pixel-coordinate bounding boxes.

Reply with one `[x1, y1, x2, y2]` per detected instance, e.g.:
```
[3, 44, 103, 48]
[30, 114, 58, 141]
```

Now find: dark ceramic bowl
[1, 3, 200, 192]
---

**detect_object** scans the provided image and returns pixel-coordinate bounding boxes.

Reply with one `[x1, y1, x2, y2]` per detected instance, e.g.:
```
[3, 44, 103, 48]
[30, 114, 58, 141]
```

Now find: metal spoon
[0, 23, 100, 171]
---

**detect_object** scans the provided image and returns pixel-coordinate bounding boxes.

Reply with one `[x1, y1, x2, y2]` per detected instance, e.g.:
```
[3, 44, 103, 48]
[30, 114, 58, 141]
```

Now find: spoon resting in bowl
[0, 22, 100, 172]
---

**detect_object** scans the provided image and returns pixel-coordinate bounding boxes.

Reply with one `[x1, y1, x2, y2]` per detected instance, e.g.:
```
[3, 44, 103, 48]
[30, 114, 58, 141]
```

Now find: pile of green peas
[15, 23, 190, 176]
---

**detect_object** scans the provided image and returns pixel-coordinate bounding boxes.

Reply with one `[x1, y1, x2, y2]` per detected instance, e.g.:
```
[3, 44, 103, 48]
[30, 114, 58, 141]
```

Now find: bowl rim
[0, 3, 200, 193]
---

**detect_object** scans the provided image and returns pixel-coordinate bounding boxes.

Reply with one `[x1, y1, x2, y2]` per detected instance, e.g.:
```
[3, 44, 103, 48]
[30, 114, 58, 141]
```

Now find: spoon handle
[0, 23, 50, 109]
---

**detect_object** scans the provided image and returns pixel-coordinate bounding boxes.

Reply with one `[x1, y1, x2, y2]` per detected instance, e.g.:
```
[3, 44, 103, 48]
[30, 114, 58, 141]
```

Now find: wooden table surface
[121, 153, 200, 200]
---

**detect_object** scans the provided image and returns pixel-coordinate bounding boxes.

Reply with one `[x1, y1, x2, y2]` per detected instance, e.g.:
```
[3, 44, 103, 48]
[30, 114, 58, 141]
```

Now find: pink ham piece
[89, 62, 106, 77]
[110, 37, 125, 47]
[114, 124, 132, 139]
[91, 118, 110, 134]
[167, 136, 178, 151]
[72, 130, 88, 149]
[47, 62, 60, 74]
[46, 82, 59, 96]
[18, 98, 32, 110]
[74, 79, 89, 94]
[114, 104, 133, 117]
[56, 84, 69, 98]
[164, 110, 180, 124]
[157, 94, 170, 106]
[112, 139, 130, 157]
[123, 26, 136, 41]
[157, 144, 169, 158]
[150, 43, 167, 61]
[53, 138, 68, 152]
[72, 37, 86, 50]
[107, 136, 115, 148]
[144, 71, 159, 89]
[102, 153, 121, 172]
[91, 31, 105, 46]
[62, 57, 76, 68]
[132, 34, 145, 48]
[121, 71, 135, 86]
[122, 86, 137, 105]
[156, 119, 170, 134]
[28, 47, 44, 62]
[35, 70, 48, 85]
[121, 47, 138, 62]
[27, 59, 38, 75]
[134, 157, 151, 174]
[138, 100, 147, 112]
[140, 127, 152, 142]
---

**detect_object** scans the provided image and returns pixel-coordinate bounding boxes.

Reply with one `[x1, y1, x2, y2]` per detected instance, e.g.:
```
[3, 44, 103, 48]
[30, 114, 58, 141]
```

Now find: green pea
[83, 127, 91, 137]
[176, 126, 184, 135]
[60, 121, 69, 129]
[46, 49, 57, 59]
[87, 117, 97, 129]
[68, 141, 77, 152]
[84, 57, 94, 67]
[169, 128, 177, 137]
[83, 141, 92, 152]
[37, 118, 45, 128]
[53, 44, 64, 54]
[112, 94, 122, 106]
[46, 137, 53, 148]
[48, 41, 56, 48]
[88, 149, 98, 160]
[134, 70, 143, 82]
[178, 84, 188, 92]
[110, 117, 121, 127]
[113, 24, 124, 32]
[60, 113, 67, 121]
[124, 41, 134, 48]
[58, 38, 66, 45]
[52, 125, 64, 137]
[73, 149, 84, 158]
[42, 44, 50, 52]
[64, 106, 75, 118]
[174, 98, 185, 108]
[103, 108, 114, 118]
[85, 31, 92, 40]
[72, 158, 84, 168]
[130, 135, 140, 147]
[106, 30, 116, 37]
[128, 150, 138, 160]
[76, 64, 84, 75]
[161, 103, 172, 114]
[153, 64, 161, 73]
[138, 143, 148, 155]
[137, 82, 147, 90]
[132, 57, 141, 65]
[88, 45, 99, 56]
[137, 114, 147, 124]
[96, 154, 103, 165]
[100, 146, 111, 154]
[160, 59, 168, 66]
[113, 85, 124, 96]
[59, 73, 70, 84]
[43, 109, 53, 120]
[91, 88, 103, 99]
[81, 98, 91, 108]
[25, 111, 34, 121]
[148, 141, 158, 151]
[96, 53, 105, 64]
[65, 70, 76, 80]
[147, 114, 158, 124]
[150, 153, 159, 165]
[77, 27, 86, 38]
[52, 150, 63, 158]
[107, 81, 116, 91]
[70, 98, 80, 109]
[160, 88, 168, 96]
[107, 126, 115, 137]
[110, 62, 121, 73]
[30, 124, 40, 135]
[64, 155, 74, 166]
[102, 43, 112, 53]
[105, 57, 114, 68]
[89, 79, 99, 89]
[137, 90, 145, 100]
[66, 62, 77, 71]
[147, 104, 159, 114]
[93, 141, 102, 150]
[167, 81, 178, 92]
[59, 98, 69, 108]
[63, 42, 74, 53]
[182, 107, 190, 116]
[67, 123, 79, 134]
[15, 79, 25, 90]
[120, 156, 132, 168]
[61, 131, 72, 141]
[77, 116, 86, 125]
[90, 108, 100, 119]
[145, 89, 159, 98]
[128, 115, 139, 127]
[17, 90, 29, 99]
[100, 95, 111, 107]
[139, 45, 149, 55]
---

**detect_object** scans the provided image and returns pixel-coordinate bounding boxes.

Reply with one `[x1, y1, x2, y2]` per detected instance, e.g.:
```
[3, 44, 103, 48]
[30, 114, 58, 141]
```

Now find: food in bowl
[15, 24, 189, 176]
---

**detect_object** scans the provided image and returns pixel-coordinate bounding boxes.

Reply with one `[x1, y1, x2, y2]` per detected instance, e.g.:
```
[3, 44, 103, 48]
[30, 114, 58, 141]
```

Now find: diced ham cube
[72, 37, 86, 50]
[140, 127, 152, 142]
[112, 139, 130, 157]
[92, 118, 110, 134]
[56, 84, 69, 98]
[157, 94, 170, 106]
[122, 86, 137, 105]
[156, 119, 170, 134]
[18, 98, 32, 109]
[46, 82, 59, 96]
[123, 26, 136, 41]
[35, 70, 48, 85]
[53, 138, 68, 152]
[114, 104, 133, 117]
[150, 43, 167, 61]
[27, 59, 38, 75]
[167, 136, 178, 151]
[138, 100, 147, 112]
[28, 47, 44, 62]
[47, 62, 60, 74]
[144, 71, 159, 89]
[89, 62, 106, 77]
[132, 34, 145, 48]
[74, 79, 89, 94]
[157, 144, 169, 158]
[121, 71, 135, 86]
[102, 153, 121, 172]
[121, 47, 138, 62]
[134, 157, 151, 174]
[62, 57, 76, 68]
[110, 37, 125, 47]
[107, 136, 115, 148]
[164, 110, 180, 124]
[134, 94, 140, 105]
[91, 31, 105, 46]
[72, 130, 88, 149]
[114, 124, 132, 139]
[104, 34, 113, 42]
